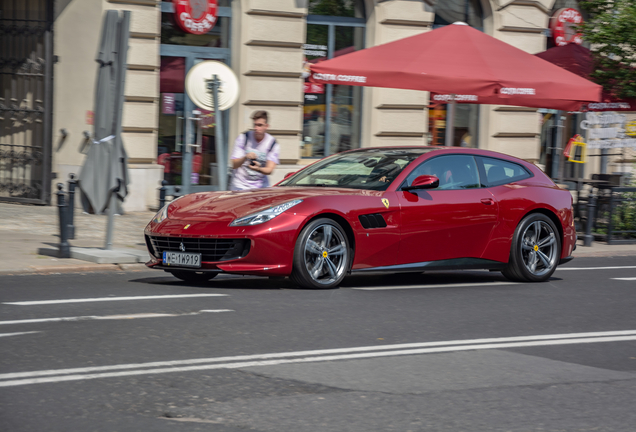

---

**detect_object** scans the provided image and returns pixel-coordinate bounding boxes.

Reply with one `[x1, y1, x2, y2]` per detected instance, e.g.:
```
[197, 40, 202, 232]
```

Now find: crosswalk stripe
[558, 266, 636, 271]
[0, 310, 234, 325]
[0, 331, 40, 338]
[354, 281, 516, 290]
[3, 294, 228, 306]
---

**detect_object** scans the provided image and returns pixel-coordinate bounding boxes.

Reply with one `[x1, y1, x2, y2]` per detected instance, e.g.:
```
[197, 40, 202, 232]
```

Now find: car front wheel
[503, 213, 561, 282]
[291, 218, 351, 289]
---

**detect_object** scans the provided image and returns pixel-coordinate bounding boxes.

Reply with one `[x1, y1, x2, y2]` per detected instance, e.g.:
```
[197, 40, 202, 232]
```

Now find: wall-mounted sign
[550, 8, 583, 47]
[173, 0, 218, 35]
[580, 112, 636, 149]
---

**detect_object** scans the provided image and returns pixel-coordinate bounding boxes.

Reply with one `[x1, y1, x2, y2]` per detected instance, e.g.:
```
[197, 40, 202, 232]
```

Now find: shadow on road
[129, 270, 559, 290]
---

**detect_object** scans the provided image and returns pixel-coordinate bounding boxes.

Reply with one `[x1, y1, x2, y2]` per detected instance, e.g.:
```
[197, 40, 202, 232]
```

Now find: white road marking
[612, 277, 636, 281]
[2, 329, 636, 387]
[0, 310, 234, 325]
[354, 281, 516, 290]
[3, 294, 228, 306]
[2, 335, 636, 388]
[0, 331, 40, 338]
[558, 266, 636, 271]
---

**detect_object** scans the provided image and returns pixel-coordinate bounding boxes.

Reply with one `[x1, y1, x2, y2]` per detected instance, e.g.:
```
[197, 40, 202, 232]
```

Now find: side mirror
[402, 175, 439, 192]
[284, 171, 297, 180]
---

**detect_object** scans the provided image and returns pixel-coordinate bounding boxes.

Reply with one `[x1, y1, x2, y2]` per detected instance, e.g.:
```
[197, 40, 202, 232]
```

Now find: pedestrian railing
[583, 186, 636, 245]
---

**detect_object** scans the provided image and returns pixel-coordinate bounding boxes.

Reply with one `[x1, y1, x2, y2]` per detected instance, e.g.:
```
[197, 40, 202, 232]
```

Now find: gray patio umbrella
[78, 10, 130, 248]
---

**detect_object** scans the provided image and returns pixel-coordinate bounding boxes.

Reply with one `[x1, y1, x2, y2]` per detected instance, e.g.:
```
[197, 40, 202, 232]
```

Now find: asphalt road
[1, 256, 636, 431]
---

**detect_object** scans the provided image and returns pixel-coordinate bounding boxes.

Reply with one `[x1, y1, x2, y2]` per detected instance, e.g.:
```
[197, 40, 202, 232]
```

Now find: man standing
[230, 111, 280, 191]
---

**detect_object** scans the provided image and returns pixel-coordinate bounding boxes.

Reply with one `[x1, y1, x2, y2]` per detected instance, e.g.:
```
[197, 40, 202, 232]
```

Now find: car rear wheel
[502, 213, 561, 282]
[170, 270, 217, 283]
[291, 218, 350, 289]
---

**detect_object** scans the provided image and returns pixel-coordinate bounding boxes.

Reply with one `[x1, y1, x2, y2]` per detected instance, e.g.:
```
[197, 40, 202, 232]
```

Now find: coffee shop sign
[580, 112, 636, 149]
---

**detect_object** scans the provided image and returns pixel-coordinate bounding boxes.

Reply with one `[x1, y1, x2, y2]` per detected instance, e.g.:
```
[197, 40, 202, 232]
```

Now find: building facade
[2, 0, 633, 209]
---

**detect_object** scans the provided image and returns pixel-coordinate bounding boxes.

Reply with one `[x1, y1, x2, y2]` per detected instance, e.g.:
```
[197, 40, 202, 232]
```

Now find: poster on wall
[173, 0, 218, 35]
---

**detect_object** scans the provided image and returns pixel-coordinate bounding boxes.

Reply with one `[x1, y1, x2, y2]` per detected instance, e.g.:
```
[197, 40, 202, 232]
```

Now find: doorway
[158, 1, 231, 195]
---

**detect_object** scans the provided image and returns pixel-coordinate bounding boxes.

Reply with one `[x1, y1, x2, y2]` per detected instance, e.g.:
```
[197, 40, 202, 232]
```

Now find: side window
[405, 155, 481, 190]
[481, 157, 531, 186]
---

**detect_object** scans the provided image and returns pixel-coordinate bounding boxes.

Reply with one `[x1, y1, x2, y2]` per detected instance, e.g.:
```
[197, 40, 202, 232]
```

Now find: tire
[291, 218, 351, 289]
[170, 270, 217, 283]
[502, 213, 561, 282]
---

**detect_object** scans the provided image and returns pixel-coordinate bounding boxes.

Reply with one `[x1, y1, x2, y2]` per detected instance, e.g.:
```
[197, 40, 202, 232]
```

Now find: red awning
[310, 23, 601, 111]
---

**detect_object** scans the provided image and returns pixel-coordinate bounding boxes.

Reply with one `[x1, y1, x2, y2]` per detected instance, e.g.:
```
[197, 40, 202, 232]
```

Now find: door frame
[160, 2, 232, 195]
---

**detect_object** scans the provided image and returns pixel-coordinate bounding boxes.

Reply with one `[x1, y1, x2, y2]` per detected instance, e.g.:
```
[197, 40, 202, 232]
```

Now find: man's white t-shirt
[230, 131, 280, 190]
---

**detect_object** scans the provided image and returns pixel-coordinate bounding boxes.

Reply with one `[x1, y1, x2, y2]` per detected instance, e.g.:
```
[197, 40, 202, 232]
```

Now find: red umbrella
[310, 23, 602, 140]
[534, 43, 636, 112]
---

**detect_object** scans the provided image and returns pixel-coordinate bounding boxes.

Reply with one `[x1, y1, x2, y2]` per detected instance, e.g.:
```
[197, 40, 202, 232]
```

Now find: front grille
[358, 213, 387, 229]
[146, 236, 250, 262]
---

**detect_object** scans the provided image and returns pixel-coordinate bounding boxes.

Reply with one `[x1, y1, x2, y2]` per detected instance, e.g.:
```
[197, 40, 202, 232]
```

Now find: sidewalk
[0, 202, 635, 276]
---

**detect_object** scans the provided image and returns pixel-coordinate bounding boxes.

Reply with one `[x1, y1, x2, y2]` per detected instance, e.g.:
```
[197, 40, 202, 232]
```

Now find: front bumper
[144, 212, 304, 276]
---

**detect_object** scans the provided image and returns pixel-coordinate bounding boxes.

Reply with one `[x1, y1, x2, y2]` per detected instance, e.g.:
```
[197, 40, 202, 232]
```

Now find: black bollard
[159, 180, 168, 209]
[67, 173, 77, 239]
[56, 183, 71, 258]
[583, 193, 596, 247]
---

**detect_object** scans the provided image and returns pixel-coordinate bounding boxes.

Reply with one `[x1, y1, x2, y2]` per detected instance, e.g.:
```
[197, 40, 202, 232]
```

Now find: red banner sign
[173, 0, 218, 35]
[550, 8, 583, 47]
[304, 82, 325, 94]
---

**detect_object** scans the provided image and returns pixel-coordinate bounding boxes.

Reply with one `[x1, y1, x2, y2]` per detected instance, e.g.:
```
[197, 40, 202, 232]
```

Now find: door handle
[481, 198, 494, 205]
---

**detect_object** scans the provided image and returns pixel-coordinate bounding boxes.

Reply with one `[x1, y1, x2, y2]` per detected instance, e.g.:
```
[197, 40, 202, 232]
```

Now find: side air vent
[358, 213, 388, 229]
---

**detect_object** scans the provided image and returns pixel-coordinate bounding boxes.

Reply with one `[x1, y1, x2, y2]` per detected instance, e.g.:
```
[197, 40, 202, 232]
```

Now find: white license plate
[163, 251, 202, 268]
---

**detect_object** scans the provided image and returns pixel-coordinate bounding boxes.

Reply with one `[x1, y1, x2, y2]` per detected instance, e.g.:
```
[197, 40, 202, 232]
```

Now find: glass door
[159, 1, 231, 194]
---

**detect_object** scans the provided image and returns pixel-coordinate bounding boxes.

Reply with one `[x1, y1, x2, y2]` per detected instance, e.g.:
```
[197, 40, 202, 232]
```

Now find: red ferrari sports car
[145, 147, 576, 289]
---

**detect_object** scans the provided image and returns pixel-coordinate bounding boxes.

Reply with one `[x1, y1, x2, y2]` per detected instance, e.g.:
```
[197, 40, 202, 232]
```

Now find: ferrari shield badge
[184, 224, 191, 230]
[381, 198, 390, 209]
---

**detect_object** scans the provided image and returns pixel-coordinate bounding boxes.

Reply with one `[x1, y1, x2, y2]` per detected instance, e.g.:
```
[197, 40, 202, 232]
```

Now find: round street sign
[173, 0, 218, 35]
[550, 8, 583, 47]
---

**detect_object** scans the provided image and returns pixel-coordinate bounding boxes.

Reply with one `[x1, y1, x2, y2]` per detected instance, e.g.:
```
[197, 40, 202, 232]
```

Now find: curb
[0, 263, 149, 276]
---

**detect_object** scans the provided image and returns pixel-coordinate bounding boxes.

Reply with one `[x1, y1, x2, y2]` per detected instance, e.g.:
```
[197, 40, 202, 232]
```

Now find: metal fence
[0, 0, 53, 204]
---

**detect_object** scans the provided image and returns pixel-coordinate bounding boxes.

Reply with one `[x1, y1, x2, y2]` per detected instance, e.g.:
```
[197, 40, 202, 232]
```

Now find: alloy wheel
[520, 220, 558, 277]
[302, 223, 348, 286]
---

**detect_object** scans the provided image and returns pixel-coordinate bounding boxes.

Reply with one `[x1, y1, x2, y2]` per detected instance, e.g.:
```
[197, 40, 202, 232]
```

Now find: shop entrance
[158, 1, 231, 195]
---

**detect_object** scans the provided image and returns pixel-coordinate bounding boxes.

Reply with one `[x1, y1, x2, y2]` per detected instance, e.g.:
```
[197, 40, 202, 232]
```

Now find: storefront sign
[580, 112, 636, 149]
[173, 0, 218, 35]
[162, 93, 176, 114]
[304, 83, 324, 94]
[304, 44, 327, 58]
[550, 8, 583, 47]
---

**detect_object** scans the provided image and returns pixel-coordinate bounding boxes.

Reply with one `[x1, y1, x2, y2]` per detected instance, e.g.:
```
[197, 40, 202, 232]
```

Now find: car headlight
[230, 199, 303, 226]
[152, 196, 184, 223]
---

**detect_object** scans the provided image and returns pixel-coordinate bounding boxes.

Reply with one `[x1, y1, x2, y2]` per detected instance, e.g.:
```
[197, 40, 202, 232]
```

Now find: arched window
[434, 0, 484, 30]
[429, 0, 484, 147]
[302, 1, 366, 158]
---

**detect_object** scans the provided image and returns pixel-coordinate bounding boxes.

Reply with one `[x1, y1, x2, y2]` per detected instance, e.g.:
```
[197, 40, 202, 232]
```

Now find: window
[430, 0, 483, 148]
[279, 149, 427, 191]
[480, 157, 532, 186]
[303, 1, 366, 158]
[433, 0, 484, 30]
[405, 155, 481, 190]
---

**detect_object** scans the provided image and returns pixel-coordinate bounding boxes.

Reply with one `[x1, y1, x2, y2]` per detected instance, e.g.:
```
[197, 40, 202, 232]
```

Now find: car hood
[167, 187, 383, 222]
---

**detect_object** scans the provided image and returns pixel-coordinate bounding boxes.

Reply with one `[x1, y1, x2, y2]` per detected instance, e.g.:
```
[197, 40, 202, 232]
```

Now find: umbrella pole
[445, 96, 456, 146]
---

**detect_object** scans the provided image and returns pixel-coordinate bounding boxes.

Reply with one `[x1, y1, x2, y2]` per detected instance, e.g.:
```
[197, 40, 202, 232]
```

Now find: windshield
[279, 149, 434, 191]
